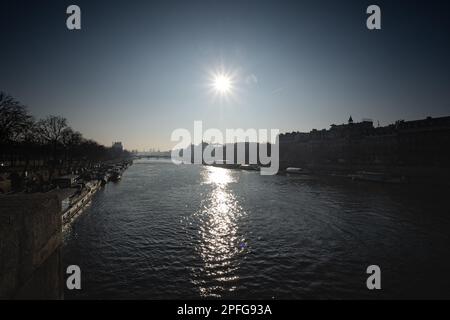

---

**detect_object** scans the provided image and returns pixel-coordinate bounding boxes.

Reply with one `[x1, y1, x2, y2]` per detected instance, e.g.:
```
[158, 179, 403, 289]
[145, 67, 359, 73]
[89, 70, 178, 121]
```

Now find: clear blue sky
[1, 0, 449, 150]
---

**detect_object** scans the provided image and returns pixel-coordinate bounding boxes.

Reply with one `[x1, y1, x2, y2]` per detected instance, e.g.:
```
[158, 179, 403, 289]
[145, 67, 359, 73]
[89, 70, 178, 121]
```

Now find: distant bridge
[134, 154, 171, 159]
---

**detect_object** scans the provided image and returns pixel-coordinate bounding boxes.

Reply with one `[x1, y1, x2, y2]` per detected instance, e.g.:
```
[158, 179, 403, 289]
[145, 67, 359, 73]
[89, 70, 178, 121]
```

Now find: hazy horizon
[1, 0, 450, 151]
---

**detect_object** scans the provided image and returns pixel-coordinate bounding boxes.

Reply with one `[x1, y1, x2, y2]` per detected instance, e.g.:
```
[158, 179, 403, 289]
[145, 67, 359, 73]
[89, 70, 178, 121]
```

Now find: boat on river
[109, 171, 121, 182]
[285, 167, 306, 174]
[240, 164, 260, 171]
[349, 171, 407, 184]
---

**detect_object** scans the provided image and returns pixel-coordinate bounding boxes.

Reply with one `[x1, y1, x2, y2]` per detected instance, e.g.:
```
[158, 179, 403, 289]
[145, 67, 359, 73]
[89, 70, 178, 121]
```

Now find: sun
[208, 68, 236, 98]
[213, 74, 232, 94]
[206, 66, 238, 102]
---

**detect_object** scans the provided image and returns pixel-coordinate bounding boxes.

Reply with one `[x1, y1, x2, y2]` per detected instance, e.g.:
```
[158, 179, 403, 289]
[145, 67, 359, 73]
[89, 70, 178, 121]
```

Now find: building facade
[279, 116, 450, 171]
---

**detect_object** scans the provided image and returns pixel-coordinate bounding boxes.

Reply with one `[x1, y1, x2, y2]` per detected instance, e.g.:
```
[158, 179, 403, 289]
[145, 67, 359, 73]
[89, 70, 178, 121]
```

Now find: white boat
[285, 167, 304, 174]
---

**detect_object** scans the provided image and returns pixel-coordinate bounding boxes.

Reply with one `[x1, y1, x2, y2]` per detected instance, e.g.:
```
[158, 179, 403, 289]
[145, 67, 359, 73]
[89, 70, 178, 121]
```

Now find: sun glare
[207, 67, 237, 100]
[206, 66, 239, 103]
[213, 74, 232, 94]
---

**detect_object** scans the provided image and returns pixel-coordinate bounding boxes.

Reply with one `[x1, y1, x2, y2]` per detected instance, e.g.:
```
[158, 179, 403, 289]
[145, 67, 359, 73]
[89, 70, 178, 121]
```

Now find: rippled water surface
[63, 160, 450, 299]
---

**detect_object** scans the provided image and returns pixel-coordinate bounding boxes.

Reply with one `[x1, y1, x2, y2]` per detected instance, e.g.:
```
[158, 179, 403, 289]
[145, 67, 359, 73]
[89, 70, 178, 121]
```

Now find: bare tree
[0, 92, 33, 143]
[36, 115, 69, 146]
[61, 127, 83, 148]
[61, 128, 84, 168]
[36, 115, 70, 178]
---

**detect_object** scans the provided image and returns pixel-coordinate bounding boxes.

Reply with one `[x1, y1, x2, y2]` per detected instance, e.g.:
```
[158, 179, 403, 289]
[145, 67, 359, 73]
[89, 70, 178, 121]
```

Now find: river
[63, 159, 450, 299]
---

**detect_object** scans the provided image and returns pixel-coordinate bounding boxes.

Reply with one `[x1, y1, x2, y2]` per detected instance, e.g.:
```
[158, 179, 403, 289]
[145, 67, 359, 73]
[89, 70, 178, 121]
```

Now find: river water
[63, 159, 450, 299]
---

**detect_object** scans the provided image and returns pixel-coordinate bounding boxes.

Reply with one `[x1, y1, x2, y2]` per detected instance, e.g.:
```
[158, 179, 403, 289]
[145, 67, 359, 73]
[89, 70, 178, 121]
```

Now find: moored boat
[240, 164, 260, 171]
[285, 167, 304, 174]
[109, 171, 121, 182]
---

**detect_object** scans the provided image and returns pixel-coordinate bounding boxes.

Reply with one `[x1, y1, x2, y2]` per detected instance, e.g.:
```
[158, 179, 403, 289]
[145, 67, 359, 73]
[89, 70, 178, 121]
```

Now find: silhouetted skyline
[1, 0, 449, 150]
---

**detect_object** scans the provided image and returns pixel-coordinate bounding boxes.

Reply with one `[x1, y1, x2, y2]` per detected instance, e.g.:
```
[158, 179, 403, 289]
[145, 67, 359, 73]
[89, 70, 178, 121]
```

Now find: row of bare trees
[0, 92, 130, 178]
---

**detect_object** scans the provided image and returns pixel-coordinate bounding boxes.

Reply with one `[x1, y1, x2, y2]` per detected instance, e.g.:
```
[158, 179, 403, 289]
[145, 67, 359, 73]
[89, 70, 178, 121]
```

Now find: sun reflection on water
[203, 166, 234, 186]
[192, 166, 246, 298]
